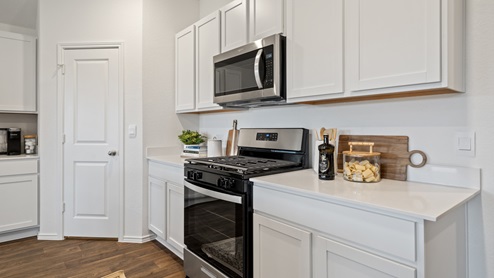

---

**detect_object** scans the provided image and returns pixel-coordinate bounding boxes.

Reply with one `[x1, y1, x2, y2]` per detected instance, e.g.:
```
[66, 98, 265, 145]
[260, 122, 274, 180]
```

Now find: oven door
[184, 180, 249, 278]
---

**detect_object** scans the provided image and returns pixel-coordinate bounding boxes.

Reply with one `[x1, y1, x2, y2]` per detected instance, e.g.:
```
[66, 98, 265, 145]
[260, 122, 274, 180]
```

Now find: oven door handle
[184, 181, 243, 204]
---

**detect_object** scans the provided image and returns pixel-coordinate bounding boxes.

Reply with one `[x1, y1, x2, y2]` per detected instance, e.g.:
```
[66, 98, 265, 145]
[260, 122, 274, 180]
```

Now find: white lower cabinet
[148, 160, 185, 258]
[253, 184, 467, 278]
[314, 236, 416, 278]
[165, 182, 184, 252]
[0, 174, 38, 232]
[0, 158, 39, 240]
[148, 176, 166, 239]
[253, 213, 311, 278]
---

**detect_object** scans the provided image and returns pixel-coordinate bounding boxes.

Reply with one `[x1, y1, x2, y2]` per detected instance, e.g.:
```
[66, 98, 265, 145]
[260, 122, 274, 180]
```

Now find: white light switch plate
[128, 124, 137, 138]
[455, 131, 475, 157]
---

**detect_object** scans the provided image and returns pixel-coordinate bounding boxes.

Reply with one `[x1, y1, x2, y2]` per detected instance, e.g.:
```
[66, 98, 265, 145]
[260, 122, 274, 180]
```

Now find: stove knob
[193, 172, 202, 180]
[187, 170, 195, 180]
[217, 177, 226, 188]
[226, 178, 235, 189]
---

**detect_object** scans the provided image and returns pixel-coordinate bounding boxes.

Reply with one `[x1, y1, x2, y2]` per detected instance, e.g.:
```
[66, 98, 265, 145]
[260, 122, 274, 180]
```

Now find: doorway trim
[56, 42, 125, 241]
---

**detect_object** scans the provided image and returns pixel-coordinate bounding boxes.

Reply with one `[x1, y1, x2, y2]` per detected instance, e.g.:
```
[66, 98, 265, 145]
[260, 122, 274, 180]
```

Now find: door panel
[73, 162, 108, 217]
[345, 0, 441, 91]
[63, 47, 120, 238]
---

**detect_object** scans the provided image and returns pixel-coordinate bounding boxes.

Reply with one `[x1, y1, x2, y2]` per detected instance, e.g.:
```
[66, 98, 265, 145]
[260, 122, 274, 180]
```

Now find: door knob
[108, 150, 117, 156]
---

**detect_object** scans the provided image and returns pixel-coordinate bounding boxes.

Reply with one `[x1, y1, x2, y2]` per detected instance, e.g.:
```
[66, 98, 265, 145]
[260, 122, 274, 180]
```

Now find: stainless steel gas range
[183, 128, 309, 278]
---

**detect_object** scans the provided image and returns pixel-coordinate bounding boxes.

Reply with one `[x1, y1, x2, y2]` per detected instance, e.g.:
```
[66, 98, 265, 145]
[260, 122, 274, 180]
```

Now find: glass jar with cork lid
[343, 142, 381, 183]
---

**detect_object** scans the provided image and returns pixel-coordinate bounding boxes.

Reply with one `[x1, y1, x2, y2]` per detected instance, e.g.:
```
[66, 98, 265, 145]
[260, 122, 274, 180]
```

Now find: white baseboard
[0, 227, 39, 243]
[37, 232, 64, 241]
[121, 233, 156, 243]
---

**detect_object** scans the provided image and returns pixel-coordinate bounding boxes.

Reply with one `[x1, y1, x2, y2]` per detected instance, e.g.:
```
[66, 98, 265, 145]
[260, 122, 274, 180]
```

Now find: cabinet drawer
[148, 161, 184, 185]
[0, 159, 38, 176]
[254, 186, 416, 262]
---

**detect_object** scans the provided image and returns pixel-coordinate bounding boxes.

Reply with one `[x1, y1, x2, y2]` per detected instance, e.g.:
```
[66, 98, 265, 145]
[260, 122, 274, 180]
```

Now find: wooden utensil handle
[348, 142, 374, 153]
[408, 150, 427, 168]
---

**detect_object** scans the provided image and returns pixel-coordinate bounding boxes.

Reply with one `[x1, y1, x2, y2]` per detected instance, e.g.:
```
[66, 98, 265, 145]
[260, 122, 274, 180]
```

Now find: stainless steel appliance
[7, 128, 21, 155]
[213, 34, 286, 108]
[184, 128, 309, 278]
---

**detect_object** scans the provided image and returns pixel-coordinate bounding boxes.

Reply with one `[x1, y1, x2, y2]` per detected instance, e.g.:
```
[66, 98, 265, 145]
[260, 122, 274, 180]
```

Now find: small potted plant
[178, 130, 207, 157]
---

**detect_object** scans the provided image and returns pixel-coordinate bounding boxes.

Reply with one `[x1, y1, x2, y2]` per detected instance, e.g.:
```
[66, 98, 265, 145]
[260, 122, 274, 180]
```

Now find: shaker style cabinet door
[0, 174, 38, 232]
[166, 181, 185, 253]
[175, 26, 196, 113]
[221, 0, 248, 52]
[0, 31, 36, 112]
[286, 0, 344, 103]
[253, 213, 311, 278]
[345, 0, 441, 93]
[148, 176, 166, 239]
[195, 11, 222, 111]
[314, 235, 416, 278]
[249, 0, 284, 41]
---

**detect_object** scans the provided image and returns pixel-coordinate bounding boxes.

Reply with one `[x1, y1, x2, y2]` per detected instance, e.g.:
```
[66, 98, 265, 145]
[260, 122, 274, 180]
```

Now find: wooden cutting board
[337, 135, 424, 181]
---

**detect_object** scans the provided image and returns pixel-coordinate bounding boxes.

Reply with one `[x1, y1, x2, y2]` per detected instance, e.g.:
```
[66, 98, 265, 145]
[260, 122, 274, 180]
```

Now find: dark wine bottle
[318, 134, 335, 180]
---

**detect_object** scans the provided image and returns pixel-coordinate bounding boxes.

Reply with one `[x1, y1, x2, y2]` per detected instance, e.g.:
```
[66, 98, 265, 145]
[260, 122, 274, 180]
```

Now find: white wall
[143, 0, 200, 152]
[197, 0, 494, 277]
[38, 0, 145, 241]
[199, 0, 232, 17]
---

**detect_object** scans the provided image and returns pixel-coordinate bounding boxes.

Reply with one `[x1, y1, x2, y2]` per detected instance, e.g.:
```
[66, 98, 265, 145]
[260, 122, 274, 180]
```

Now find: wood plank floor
[0, 237, 185, 278]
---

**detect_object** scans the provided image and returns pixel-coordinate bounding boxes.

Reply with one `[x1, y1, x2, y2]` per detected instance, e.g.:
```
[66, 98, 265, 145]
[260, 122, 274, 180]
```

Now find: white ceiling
[0, 0, 37, 29]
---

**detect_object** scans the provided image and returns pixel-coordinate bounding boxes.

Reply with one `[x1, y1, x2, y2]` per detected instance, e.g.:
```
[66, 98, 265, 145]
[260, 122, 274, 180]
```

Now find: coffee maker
[7, 128, 21, 155]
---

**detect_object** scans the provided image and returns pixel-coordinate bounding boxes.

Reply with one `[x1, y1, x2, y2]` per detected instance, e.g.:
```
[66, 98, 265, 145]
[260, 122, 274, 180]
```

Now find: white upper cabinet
[345, 0, 441, 92]
[0, 31, 36, 112]
[287, 0, 465, 103]
[221, 0, 248, 52]
[249, 0, 284, 41]
[175, 26, 196, 113]
[286, 0, 344, 102]
[196, 11, 222, 111]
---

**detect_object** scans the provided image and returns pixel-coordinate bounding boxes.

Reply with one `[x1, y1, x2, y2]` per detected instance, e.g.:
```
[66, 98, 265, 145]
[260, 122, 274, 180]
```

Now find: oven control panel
[256, 132, 278, 141]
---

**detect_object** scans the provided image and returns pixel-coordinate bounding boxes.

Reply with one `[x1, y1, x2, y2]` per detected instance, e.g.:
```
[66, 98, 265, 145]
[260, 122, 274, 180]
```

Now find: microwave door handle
[254, 49, 264, 89]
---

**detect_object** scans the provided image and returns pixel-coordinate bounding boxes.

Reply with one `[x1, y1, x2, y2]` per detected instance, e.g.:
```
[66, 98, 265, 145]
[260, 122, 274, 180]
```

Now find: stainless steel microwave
[213, 33, 286, 108]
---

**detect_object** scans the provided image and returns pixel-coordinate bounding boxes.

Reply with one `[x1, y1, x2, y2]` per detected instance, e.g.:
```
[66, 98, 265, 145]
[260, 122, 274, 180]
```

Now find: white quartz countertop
[251, 169, 480, 221]
[0, 154, 39, 161]
[147, 154, 186, 167]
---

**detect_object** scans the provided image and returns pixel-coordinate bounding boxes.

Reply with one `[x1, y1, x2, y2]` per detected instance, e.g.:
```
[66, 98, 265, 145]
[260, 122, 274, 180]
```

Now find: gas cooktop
[186, 155, 299, 175]
[185, 128, 310, 180]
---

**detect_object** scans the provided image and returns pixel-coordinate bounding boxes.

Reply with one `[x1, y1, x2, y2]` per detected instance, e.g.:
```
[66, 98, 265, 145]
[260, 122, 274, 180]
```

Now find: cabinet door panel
[249, 0, 284, 41]
[148, 177, 166, 239]
[286, 0, 344, 102]
[0, 31, 36, 112]
[175, 26, 196, 112]
[345, 0, 441, 92]
[166, 182, 185, 252]
[221, 0, 248, 52]
[0, 174, 38, 232]
[315, 236, 416, 278]
[196, 11, 222, 111]
[254, 213, 311, 278]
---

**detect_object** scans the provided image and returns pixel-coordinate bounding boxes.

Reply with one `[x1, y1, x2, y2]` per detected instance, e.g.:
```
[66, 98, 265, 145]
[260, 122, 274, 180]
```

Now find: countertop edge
[147, 155, 185, 168]
[0, 155, 39, 161]
[252, 172, 480, 222]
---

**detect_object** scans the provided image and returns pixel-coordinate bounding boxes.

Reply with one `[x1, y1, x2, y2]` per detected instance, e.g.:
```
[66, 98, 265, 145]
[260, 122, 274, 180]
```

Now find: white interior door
[63, 46, 121, 238]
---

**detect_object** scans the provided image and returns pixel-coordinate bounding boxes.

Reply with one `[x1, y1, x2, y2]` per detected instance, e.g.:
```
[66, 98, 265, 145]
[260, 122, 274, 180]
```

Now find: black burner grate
[186, 155, 299, 174]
